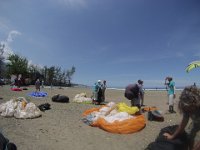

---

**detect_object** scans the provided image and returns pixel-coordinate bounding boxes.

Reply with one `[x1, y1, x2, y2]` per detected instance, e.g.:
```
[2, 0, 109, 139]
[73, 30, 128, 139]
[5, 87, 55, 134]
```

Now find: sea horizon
[106, 86, 184, 91]
[83, 85, 186, 91]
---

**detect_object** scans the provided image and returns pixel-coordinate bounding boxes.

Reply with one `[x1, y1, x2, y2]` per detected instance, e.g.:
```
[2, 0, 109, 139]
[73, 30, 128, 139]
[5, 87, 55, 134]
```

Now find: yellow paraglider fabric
[117, 102, 139, 115]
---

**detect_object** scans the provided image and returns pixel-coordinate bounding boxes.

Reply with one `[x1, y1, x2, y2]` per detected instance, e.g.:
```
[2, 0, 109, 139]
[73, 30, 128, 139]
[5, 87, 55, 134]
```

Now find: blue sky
[0, 0, 200, 88]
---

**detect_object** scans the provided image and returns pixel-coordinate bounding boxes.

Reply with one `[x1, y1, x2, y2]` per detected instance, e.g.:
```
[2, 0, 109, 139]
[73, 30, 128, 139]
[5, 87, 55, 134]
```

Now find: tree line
[0, 43, 75, 87]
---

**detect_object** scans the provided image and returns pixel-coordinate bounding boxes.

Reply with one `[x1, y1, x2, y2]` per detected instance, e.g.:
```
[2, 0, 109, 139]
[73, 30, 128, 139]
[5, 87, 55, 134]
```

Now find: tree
[6, 54, 29, 77]
[46, 66, 56, 86]
[0, 43, 5, 77]
[54, 66, 63, 87]
[28, 64, 43, 84]
[41, 66, 48, 84]
[65, 66, 75, 86]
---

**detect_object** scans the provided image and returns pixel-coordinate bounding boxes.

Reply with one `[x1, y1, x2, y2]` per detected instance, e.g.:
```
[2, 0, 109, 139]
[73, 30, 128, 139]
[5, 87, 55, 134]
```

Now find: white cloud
[0, 30, 21, 59]
[6, 30, 21, 43]
[0, 42, 13, 59]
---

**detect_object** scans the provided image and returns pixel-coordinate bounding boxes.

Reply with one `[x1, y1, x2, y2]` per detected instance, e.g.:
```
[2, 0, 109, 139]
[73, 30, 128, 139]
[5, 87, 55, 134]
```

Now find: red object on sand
[11, 88, 22, 91]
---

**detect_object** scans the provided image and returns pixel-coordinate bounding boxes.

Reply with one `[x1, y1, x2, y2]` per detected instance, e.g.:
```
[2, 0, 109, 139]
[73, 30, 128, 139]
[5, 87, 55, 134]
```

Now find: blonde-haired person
[164, 86, 200, 150]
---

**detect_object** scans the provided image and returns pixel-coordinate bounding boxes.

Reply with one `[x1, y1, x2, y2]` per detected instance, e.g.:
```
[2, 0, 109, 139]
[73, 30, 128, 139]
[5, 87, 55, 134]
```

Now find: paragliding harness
[38, 103, 51, 111]
[52, 94, 69, 103]
[148, 110, 164, 122]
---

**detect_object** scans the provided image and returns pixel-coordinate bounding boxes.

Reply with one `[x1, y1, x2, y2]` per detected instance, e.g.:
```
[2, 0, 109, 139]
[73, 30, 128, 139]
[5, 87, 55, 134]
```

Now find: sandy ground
[0, 85, 183, 150]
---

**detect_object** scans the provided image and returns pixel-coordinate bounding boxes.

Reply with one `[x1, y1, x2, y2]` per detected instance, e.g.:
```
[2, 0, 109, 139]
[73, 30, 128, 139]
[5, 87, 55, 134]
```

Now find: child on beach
[163, 86, 200, 150]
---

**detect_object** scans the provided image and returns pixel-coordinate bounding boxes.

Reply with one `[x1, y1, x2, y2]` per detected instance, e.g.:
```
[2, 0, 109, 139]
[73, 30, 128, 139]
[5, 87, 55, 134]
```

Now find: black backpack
[38, 103, 51, 111]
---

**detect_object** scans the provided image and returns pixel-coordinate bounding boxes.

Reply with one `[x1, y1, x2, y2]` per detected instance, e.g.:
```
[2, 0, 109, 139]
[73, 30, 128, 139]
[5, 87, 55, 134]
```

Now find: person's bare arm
[163, 115, 189, 140]
[193, 141, 200, 150]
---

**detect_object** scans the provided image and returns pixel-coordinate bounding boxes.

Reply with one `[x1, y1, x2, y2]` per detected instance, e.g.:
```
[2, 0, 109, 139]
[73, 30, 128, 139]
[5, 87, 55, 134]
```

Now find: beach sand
[0, 85, 182, 150]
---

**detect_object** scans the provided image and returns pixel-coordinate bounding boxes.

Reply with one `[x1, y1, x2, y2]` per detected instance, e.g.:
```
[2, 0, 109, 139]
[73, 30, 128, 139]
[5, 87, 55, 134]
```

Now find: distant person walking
[124, 79, 144, 109]
[165, 77, 176, 113]
[35, 79, 41, 92]
[101, 80, 107, 102]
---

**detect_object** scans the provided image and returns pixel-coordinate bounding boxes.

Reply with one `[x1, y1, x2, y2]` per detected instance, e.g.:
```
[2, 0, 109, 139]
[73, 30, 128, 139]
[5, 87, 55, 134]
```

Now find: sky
[0, 0, 200, 88]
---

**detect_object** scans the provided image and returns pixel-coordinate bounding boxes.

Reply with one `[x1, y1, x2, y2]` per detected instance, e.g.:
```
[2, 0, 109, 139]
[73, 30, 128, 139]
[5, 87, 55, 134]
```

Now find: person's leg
[101, 90, 105, 102]
[97, 89, 102, 105]
[140, 94, 144, 106]
[93, 92, 97, 104]
[132, 98, 141, 114]
[131, 99, 135, 107]
[169, 94, 176, 113]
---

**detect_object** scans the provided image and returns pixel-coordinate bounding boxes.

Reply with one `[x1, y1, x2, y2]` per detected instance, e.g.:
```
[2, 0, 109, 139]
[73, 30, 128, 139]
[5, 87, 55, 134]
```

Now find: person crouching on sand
[124, 80, 144, 110]
[163, 86, 200, 150]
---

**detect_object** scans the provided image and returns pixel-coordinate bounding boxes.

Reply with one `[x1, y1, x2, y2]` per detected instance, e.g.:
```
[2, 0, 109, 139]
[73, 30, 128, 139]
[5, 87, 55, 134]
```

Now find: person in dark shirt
[124, 80, 144, 109]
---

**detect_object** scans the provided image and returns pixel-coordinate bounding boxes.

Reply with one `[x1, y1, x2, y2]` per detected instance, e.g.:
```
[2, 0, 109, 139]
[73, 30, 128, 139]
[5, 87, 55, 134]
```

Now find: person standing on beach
[124, 80, 144, 109]
[92, 80, 102, 105]
[41, 80, 44, 88]
[165, 77, 176, 113]
[35, 79, 40, 93]
[138, 80, 145, 106]
[163, 86, 200, 150]
[101, 80, 107, 102]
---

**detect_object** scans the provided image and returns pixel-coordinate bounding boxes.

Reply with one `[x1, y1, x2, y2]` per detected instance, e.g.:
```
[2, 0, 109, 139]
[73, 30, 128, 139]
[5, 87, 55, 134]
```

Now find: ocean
[86, 85, 186, 91]
[106, 86, 184, 91]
